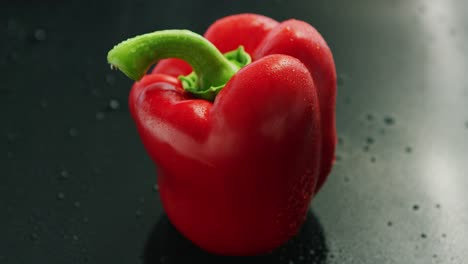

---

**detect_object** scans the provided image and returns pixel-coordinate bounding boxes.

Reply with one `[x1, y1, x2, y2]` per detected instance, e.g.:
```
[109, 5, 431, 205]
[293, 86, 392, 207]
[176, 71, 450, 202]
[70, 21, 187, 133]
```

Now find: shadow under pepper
[143, 210, 328, 263]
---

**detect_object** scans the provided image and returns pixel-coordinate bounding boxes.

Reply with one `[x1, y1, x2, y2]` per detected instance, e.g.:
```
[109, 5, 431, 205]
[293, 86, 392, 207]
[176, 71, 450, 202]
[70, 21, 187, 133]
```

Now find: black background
[2, 0, 468, 263]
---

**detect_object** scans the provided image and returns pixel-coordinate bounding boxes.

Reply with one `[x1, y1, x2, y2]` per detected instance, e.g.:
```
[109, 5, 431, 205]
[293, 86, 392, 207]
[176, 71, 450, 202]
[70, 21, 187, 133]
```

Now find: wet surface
[1, 0, 468, 263]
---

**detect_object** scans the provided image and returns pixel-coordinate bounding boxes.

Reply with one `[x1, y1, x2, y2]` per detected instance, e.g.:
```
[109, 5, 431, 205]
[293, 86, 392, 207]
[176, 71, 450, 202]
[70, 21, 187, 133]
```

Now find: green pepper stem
[107, 30, 238, 90]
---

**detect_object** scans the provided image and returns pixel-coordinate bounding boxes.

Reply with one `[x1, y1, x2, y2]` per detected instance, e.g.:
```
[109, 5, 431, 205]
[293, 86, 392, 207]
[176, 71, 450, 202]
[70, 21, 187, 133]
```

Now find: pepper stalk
[107, 30, 251, 100]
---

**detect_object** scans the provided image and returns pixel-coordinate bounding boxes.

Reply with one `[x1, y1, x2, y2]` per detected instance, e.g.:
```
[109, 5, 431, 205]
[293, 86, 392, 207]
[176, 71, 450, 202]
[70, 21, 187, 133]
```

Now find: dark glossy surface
[1, 0, 468, 263]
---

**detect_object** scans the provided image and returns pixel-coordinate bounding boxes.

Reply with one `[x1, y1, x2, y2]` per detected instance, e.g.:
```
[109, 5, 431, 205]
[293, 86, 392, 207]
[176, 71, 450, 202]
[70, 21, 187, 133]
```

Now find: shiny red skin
[129, 14, 336, 255]
[253, 19, 337, 192]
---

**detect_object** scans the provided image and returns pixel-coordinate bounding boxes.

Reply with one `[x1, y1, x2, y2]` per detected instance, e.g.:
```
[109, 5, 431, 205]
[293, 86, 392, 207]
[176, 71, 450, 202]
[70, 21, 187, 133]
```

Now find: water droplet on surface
[338, 137, 344, 145]
[90, 89, 100, 97]
[59, 169, 69, 180]
[68, 128, 78, 137]
[344, 96, 351, 104]
[405, 146, 412, 153]
[153, 184, 159, 192]
[40, 99, 48, 109]
[92, 167, 102, 175]
[138, 197, 145, 204]
[28, 215, 36, 224]
[337, 74, 346, 86]
[109, 99, 120, 110]
[105, 74, 115, 85]
[74, 201, 81, 208]
[433, 254, 437, 258]
[30, 232, 39, 241]
[95, 111, 105, 120]
[72, 235, 79, 241]
[57, 192, 65, 200]
[417, 4, 426, 14]
[309, 249, 315, 255]
[33, 28, 46, 41]
[366, 113, 374, 121]
[288, 260, 294, 264]
[436, 204, 441, 209]
[366, 137, 374, 144]
[370, 156, 376, 163]
[449, 28, 456, 36]
[421, 233, 427, 238]
[7, 133, 17, 143]
[413, 204, 419, 211]
[7, 18, 18, 31]
[363, 145, 369, 152]
[7, 51, 18, 62]
[344, 176, 349, 182]
[384, 116, 395, 125]
[83, 217, 89, 223]
[136, 209, 143, 218]
[387, 221, 393, 226]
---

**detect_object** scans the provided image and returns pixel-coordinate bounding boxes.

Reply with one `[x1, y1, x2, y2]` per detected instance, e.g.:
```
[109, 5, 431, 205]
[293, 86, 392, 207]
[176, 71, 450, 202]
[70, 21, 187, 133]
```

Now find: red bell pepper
[107, 13, 336, 256]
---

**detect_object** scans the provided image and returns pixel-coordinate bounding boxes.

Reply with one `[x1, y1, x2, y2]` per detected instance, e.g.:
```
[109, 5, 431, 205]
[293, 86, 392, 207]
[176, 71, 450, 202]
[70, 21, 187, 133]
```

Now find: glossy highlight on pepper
[107, 13, 337, 256]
